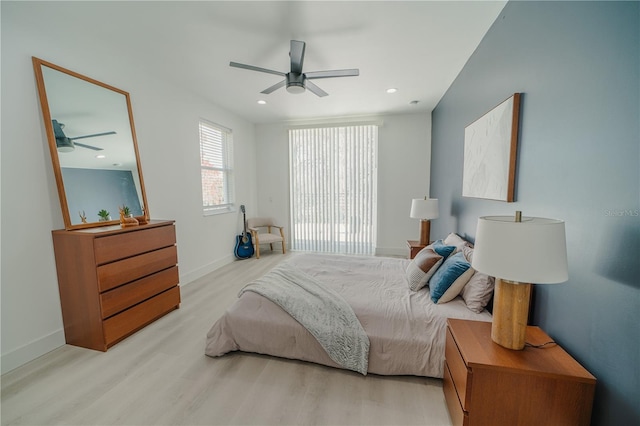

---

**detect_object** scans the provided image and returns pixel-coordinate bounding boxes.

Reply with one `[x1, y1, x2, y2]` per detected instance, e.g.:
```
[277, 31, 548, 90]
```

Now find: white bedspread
[206, 253, 492, 378]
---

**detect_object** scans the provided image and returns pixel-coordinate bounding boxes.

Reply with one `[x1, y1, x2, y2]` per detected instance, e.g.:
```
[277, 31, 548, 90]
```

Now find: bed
[205, 234, 495, 378]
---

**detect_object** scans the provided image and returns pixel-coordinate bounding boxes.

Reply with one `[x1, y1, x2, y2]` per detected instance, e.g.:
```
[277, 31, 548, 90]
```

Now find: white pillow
[460, 245, 495, 313]
[443, 232, 473, 253]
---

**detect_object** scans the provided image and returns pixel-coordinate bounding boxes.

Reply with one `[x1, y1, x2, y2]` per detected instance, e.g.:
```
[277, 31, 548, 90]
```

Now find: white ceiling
[40, 1, 508, 124]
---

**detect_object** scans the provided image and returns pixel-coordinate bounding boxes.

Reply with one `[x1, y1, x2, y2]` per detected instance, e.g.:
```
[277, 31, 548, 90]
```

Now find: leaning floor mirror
[33, 57, 149, 230]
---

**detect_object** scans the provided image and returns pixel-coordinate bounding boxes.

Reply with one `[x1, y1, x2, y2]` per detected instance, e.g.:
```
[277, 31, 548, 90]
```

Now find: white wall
[255, 112, 432, 256]
[1, 3, 257, 373]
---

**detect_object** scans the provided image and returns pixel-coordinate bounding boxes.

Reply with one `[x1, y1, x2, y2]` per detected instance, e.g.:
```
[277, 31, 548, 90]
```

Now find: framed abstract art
[462, 93, 521, 202]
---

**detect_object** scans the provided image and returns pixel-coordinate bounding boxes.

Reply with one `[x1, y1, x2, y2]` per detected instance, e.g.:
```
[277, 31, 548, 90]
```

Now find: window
[289, 124, 378, 255]
[199, 119, 234, 215]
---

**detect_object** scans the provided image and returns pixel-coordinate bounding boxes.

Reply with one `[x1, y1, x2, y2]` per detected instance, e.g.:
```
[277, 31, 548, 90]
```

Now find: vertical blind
[199, 119, 234, 215]
[289, 125, 378, 255]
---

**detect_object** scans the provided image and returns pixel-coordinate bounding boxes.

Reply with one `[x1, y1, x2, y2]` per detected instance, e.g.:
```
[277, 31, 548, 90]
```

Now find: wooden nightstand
[406, 240, 427, 259]
[443, 319, 596, 426]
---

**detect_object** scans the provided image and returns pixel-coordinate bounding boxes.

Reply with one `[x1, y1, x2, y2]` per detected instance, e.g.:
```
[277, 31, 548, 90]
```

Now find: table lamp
[410, 197, 439, 245]
[472, 212, 568, 350]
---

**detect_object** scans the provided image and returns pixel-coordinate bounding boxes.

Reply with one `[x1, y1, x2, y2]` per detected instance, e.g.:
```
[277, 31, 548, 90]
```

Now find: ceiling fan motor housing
[56, 137, 75, 152]
[286, 73, 305, 94]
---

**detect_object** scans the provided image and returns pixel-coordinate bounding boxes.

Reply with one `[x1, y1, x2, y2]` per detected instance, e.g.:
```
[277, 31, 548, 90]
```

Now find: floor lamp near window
[410, 198, 439, 246]
[472, 212, 568, 350]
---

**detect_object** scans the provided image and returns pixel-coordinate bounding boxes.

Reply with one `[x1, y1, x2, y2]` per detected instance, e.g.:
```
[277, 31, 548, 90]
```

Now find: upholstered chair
[247, 217, 286, 259]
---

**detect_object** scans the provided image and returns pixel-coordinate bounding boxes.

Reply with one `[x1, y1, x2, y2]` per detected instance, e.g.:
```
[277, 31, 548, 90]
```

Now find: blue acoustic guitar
[234, 205, 254, 259]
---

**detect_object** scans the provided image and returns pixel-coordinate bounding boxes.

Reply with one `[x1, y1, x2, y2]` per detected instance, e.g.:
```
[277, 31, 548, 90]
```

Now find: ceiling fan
[52, 119, 116, 152]
[230, 40, 359, 97]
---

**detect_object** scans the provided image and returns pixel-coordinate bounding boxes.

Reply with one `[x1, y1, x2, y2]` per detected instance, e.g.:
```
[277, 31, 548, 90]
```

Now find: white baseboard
[179, 254, 235, 286]
[1, 329, 66, 375]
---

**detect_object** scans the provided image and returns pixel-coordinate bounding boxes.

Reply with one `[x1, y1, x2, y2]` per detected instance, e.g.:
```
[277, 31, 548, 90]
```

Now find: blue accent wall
[431, 1, 639, 424]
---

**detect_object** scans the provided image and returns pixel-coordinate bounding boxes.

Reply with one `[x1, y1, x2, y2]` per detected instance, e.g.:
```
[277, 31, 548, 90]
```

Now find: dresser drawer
[97, 245, 178, 292]
[103, 286, 180, 347]
[443, 362, 468, 426]
[446, 327, 471, 410]
[100, 266, 179, 318]
[94, 224, 176, 264]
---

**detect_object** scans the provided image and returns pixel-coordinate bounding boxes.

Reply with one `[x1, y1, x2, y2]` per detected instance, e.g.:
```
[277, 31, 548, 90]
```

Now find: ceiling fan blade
[304, 80, 328, 97]
[73, 142, 104, 151]
[261, 80, 286, 94]
[305, 69, 360, 79]
[290, 40, 305, 74]
[70, 131, 116, 141]
[230, 61, 285, 77]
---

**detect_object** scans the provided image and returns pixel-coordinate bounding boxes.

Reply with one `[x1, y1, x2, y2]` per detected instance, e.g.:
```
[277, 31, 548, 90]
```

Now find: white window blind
[289, 125, 378, 255]
[199, 119, 234, 215]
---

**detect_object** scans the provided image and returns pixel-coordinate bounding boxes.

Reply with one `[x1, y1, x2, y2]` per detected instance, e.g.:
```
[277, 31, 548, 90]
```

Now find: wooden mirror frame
[33, 57, 150, 230]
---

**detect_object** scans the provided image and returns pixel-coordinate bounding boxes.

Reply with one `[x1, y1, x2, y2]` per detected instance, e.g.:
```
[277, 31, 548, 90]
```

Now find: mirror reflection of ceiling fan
[230, 40, 359, 97]
[52, 119, 116, 152]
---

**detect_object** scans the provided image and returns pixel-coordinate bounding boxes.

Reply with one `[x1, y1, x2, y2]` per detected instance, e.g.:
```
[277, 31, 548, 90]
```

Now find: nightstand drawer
[97, 245, 178, 292]
[446, 327, 471, 410]
[443, 362, 468, 426]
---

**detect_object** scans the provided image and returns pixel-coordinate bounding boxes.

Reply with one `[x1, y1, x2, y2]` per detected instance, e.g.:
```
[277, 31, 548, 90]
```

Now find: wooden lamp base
[419, 220, 431, 246]
[491, 278, 532, 350]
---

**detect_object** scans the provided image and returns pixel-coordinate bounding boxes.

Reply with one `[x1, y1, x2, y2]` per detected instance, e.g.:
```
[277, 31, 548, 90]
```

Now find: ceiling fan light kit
[230, 40, 359, 97]
[285, 73, 305, 94]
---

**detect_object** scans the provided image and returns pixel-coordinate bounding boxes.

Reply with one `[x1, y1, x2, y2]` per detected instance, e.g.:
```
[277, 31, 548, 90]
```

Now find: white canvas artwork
[462, 94, 520, 202]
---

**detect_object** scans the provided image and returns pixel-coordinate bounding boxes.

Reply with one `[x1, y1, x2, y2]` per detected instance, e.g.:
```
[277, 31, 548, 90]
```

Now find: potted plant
[98, 209, 111, 221]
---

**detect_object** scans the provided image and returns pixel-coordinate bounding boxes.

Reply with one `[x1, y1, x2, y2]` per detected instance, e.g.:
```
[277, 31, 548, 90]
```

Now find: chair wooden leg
[270, 243, 273, 251]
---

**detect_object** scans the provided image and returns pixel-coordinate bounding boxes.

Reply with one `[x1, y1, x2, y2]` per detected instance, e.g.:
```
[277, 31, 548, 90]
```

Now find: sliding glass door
[289, 125, 378, 255]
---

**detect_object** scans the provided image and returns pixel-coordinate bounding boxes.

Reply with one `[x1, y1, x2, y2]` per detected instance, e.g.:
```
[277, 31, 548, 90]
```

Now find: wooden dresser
[443, 319, 596, 426]
[52, 220, 181, 351]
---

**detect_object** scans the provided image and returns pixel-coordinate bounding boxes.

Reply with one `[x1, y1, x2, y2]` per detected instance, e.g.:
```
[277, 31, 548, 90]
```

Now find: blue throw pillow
[430, 239, 456, 258]
[429, 252, 474, 304]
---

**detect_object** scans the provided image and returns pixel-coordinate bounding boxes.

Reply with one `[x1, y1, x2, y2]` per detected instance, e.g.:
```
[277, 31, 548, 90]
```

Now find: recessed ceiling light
[95, 154, 106, 159]
[257, 100, 267, 105]
[386, 88, 398, 94]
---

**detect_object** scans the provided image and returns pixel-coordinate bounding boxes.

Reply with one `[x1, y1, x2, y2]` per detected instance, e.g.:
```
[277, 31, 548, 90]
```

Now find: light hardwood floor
[1, 251, 453, 426]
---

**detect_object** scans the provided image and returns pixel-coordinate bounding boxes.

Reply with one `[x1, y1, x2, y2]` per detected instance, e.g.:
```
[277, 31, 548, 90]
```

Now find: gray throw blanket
[239, 262, 370, 375]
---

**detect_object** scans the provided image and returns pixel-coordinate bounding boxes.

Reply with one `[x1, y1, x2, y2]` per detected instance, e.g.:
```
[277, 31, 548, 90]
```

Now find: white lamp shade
[410, 198, 439, 220]
[472, 215, 568, 284]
